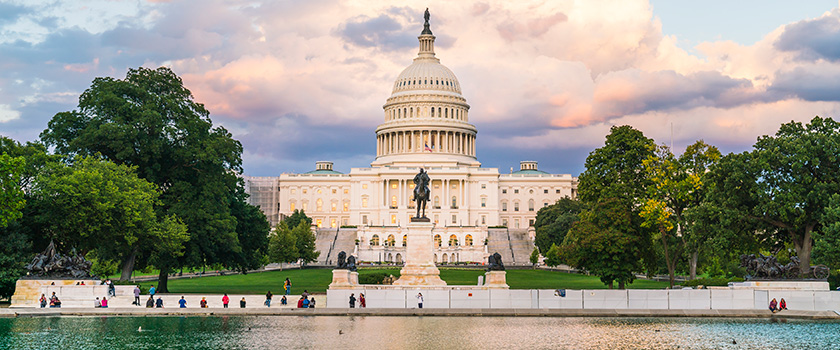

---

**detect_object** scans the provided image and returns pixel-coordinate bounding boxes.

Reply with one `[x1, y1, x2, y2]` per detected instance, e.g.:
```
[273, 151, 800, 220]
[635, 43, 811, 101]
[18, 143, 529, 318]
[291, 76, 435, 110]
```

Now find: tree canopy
[533, 197, 583, 254]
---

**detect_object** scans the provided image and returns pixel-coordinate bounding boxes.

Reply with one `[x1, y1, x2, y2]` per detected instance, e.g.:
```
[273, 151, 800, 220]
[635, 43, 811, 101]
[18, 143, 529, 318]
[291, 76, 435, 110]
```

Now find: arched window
[449, 234, 458, 246]
[465, 234, 473, 246]
[434, 234, 442, 247]
[442, 253, 448, 263]
[529, 199, 535, 212]
[370, 234, 380, 246]
[289, 201, 295, 212]
[316, 198, 323, 211]
[445, 108, 448, 118]
[431, 107, 434, 117]
[451, 196, 457, 208]
[402, 235, 407, 247]
[395, 253, 402, 264]
[386, 234, 395, 247]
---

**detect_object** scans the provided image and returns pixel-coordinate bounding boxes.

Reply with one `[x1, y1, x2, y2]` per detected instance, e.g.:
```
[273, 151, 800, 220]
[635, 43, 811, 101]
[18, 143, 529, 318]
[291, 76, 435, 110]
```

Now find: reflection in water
[0, 316, 837, 349]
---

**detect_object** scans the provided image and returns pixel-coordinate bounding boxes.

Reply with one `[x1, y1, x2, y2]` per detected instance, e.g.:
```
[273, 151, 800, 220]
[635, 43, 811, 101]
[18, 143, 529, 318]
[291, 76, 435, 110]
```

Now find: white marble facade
[244, 19, 577, 263]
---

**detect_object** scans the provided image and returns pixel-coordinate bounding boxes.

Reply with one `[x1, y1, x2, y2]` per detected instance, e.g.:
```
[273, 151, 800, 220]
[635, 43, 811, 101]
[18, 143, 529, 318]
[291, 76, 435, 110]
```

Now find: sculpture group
[335, 251, 357, 272]
[24, 241, 92, 279]
[739, 254, 829, 280]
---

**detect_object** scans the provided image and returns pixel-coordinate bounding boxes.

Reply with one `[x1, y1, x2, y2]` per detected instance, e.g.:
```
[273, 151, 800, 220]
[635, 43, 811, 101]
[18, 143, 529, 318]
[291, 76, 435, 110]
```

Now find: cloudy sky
[1, 0, 839, 176]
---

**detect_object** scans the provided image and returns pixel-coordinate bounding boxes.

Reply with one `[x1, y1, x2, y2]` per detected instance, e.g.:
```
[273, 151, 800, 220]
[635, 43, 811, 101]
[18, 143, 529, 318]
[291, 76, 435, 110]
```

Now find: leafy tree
[0, 153, 25, 228]
[31, 156, 162, 280]
[292, 221, 320, 266]
[544, 243, 562, 267]
[228, 196, 271, 273]
[814, 194, 840, 270]
[561, 198, 644, 288]
[707, 116, 840, 273]
[40, 67, 250, 292]
[529, 246, 540, 267]
[533, 197, 583, 254]
[640, 141, 721, 286]
[568, 125, 657, 285]
[268, 222, 299, 264]
[284, 209, 312, 229]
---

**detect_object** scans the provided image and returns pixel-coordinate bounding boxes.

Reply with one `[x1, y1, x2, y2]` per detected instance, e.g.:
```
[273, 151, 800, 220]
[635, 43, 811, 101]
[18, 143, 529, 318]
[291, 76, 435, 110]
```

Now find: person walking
[416, 293, 424, 309]
[349, 293, 356, 308]
[133, 285, 141, 306]
[149, 284, 156, 297]
[39, 294, 47, 308]
[265, 291, 273, 307]
[284, 278, 291, 295]
[360, 293, 366, 308]
[222, 293, 230, 308]
[106, 279, 115, 297]
[240, 297, 247, 308]
[309, 297, 316, 308]
[179, 296, 187, 308]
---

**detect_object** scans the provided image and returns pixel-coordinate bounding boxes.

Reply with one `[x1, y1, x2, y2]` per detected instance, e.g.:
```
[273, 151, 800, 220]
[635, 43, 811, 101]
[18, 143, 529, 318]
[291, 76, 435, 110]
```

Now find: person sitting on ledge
[281, 295, 287, 305]
[95, 297, 101, 308]
[155, 296, 164, 308]
[101, 296, 108, 308]
[200, 297, 208, 308]
[779, 298, 787, 311]
[769, 298, 778, 313]
[39, 294, 47, 308]
[146, 296, 154, 308]
[240, 297, 246, 308]
[179, 296, 187, 308]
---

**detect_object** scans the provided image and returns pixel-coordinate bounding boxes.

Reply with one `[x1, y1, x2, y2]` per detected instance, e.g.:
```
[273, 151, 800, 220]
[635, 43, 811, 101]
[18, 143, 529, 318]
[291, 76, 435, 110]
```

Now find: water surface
[0, 316, 837, 349]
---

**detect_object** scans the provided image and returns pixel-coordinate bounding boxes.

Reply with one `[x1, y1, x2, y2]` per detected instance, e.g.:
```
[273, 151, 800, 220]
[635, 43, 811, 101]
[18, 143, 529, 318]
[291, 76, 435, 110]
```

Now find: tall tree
[0, 153, 25, 228]
[640, 141, 721, 286]
[228, 195, 271, 273]
[31, 156, 163, 280]
[813, 194, 840, 271]
[284, 209, 313, 229]
[292, 221, 320, 266]
[268, 222, 299, 264]
[707, 116, 840, 273]
[40, 67, 250, 292]
[567, 125, 657, 287]
[533, 197, 583, 254]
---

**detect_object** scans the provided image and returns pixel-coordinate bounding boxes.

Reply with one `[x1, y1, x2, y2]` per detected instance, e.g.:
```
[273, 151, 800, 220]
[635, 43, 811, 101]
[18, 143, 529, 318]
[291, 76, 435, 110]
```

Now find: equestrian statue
[412, 168, 431, 221]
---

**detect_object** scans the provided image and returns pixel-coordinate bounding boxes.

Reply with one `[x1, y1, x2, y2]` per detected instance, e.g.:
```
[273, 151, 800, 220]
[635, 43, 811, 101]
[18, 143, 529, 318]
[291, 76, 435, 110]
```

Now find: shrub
[359, 272, 400, 284]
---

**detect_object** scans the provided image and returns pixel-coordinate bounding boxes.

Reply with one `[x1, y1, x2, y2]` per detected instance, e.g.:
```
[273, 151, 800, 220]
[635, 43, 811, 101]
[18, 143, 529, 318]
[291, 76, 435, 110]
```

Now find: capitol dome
[373, 11, 478, 167]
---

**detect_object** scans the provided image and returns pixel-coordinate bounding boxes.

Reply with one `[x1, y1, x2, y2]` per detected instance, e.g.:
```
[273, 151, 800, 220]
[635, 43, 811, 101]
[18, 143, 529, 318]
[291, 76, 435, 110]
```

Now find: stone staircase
[314, 228, 358, 266]
[486, 228, 534, 265]
[331, 228, 358, 262]
[314, 228, 338, 265]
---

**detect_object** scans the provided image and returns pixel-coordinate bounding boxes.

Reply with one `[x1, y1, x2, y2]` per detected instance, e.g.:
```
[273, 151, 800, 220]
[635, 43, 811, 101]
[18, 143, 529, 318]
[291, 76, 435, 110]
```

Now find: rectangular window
[514, 219, 520, 228]
[502, 189, 507, 194]
[331, 203, 337, 212]
[514, 189, 519, 194]
[544, 189, 548, 194]
[362, 215, 368, 225]
[409, 183, 415, 189]
[291, 189, 296, 194]
[392, 183, 398, 189]
[452, 215, 457, 224]
[481, 215, 486, 225]
[481, 198, 486, 208]
[302, 203, 308, 211]
[332, 189, 337, 194]
[290, 202, 295, 211]
[343, 202, 349, 212]
[330, 219, 336, 228]
[362, 198, 368, 208]
[316, 219, 322, 228]
[362, 184, 368, 189]
[556, 189, 561, 194]
[451, 183, 457, 189]
[303, 189, 307, 194]
[342, 219, 348, 226]
[344, 189, 349, 194]
[514, 203, 519, 211]
[502, 219, 508, 227]
[391, 214, 397, 224]
[481, 184, 486, 189]
[529, 219, 535, 227]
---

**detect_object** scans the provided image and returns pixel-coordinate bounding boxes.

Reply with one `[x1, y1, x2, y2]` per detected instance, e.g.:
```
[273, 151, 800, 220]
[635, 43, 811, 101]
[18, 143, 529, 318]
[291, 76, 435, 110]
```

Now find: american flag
[425, 143, 433, 152]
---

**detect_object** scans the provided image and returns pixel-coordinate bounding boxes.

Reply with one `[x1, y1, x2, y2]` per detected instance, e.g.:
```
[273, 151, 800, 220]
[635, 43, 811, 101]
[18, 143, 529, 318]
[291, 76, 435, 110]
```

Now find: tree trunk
[608, 281, 614, 289]
[689, 250, 699, 280]
[157, 269, 170, 294]
[119, 249, 138, 281]
[793, 226, 814, 274]
[618, 280, 625, 289]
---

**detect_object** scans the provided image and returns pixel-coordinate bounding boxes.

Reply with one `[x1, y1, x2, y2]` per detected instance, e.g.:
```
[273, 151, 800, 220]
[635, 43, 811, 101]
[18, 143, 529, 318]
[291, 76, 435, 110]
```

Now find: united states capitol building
[245, 15, 577, 265]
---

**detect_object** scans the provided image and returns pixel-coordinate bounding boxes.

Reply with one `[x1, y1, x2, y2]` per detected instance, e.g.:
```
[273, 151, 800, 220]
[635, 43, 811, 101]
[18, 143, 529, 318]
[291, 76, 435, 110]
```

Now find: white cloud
[0, 104, 21, 123]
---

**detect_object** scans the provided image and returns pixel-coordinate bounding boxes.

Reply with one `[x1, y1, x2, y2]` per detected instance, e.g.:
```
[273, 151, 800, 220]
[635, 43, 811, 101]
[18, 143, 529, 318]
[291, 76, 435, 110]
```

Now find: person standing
[349, 293, 356, 308]
[416, 293, 423, 309]
[39, 294, 47, 308]
[265, 291, 273, 307]
[222, 293, 230, 308]
[179, 296, 187, 308]
[149, 285, 156, 298]
[284, 278, 291, 295]
[360, 293, 366, 308]
[240, 297, 247, 308]
[302, 290, 309, 299]
[133, 285, 141, 306]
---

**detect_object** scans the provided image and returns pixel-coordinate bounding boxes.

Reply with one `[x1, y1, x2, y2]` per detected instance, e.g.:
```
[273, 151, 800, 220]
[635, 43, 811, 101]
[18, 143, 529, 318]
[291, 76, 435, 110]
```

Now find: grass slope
[166, 268, 668, 294]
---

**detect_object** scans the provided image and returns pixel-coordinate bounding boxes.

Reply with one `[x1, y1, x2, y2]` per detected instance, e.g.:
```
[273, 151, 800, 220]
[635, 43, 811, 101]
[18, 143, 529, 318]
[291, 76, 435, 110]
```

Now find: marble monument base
[484, 271, 509, 289]
[728, 281, 829, 291]
[328, 270, 359, 289]
[393, 222, 447, 286]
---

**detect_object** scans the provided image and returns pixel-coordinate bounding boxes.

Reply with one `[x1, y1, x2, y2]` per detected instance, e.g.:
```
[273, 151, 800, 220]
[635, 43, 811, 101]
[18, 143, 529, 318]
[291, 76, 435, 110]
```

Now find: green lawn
[165, 268, 668, 294]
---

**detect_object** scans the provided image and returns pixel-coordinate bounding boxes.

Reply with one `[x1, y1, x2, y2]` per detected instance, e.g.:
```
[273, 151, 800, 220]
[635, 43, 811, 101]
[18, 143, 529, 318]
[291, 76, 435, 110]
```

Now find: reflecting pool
[0, 316, 837, 349]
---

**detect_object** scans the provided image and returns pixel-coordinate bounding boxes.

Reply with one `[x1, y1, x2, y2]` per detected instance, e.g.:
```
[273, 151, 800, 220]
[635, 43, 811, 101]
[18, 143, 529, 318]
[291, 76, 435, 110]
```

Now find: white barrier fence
[326, 288, 840, 311]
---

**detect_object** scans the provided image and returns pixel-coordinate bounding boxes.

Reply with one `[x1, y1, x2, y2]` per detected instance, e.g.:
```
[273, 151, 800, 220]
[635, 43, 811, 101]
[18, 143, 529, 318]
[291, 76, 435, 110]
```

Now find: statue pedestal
[393, 222, 446, 286]
[329, 270, 359, 289]
[484, 271, 509, 289]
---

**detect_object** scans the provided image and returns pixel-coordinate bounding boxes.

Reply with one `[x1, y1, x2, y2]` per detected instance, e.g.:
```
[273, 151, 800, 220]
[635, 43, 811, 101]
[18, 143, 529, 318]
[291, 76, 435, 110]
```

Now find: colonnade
[377, 130, 475, 157]
[386, 105, 467, 121]
[381, 178, 470, 219]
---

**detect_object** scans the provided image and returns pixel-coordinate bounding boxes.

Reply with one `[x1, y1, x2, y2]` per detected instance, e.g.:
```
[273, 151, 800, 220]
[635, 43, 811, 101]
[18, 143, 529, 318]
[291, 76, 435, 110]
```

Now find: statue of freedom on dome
[412, 168, 431, 221]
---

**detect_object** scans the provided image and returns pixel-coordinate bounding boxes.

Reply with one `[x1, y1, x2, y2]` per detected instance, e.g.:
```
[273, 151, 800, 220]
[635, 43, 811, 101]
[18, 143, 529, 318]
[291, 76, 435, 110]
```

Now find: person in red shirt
[360, 293, 366, 308]
[222, 293, 230, 308]
[297, 296, 305, 308]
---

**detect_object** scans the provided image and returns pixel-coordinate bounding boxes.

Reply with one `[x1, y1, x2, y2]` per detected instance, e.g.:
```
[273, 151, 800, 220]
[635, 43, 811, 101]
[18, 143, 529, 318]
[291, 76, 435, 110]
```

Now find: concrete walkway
[2, 307, 837, 320]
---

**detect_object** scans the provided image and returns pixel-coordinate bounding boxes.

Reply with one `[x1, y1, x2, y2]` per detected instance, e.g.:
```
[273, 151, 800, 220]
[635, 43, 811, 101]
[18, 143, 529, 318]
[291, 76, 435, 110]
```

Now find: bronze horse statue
[412, 168, 430, 219]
